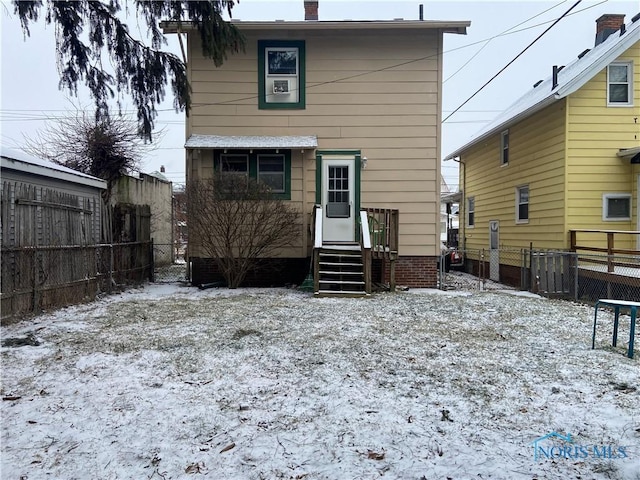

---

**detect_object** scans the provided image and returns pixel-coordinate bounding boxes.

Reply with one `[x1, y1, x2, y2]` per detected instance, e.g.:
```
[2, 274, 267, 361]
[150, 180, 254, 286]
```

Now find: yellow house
[444, 13, 640, 286]
[164, 2, 468, 293]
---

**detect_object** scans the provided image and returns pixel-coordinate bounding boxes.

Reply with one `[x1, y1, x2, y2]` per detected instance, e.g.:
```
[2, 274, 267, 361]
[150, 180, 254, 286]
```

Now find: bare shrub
[187, 174, 298, 288]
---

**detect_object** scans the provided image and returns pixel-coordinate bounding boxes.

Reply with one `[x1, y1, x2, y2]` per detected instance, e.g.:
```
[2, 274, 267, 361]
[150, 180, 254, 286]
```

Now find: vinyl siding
[187, 27, 444, 257]
[566, 40, 640, 250]
[460, 100, 567, 254]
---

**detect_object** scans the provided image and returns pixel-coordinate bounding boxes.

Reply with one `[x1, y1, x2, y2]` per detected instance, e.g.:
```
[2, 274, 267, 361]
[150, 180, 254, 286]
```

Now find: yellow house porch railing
[569, 229, 640, 273]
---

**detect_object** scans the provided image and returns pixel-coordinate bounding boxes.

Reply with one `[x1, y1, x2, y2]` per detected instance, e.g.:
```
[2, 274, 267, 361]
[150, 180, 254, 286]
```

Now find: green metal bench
[592, 299, 638, 359]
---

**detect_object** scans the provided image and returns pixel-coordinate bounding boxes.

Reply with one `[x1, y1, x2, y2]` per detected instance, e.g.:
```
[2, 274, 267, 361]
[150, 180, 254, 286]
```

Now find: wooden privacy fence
[1, 241, 153, 322]
[1, 180, 103, 247]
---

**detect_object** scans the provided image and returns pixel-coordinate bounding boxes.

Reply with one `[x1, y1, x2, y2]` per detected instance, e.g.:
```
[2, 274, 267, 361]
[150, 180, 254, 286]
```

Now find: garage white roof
[1, 146, 107, 190]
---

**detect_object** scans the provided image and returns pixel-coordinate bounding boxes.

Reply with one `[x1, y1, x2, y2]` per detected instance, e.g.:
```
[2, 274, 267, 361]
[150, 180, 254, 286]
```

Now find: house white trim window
[603, 193, 631, 221]
[467, 196, 475, 227]
[500, 130, 509, 165]
[516, 185, 529, 223]
[607, 62, 633, 106]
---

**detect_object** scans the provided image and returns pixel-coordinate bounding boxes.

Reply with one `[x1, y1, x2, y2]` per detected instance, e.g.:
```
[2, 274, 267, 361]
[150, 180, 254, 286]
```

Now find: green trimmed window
[258, 40, 306, 109]
[214, 150, 291, 199]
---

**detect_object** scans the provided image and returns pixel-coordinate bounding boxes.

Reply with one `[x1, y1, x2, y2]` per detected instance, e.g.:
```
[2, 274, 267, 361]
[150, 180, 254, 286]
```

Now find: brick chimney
[160, 165, 165, 173]
[595, 14, 625, 46]
[304, 1, 318, 21]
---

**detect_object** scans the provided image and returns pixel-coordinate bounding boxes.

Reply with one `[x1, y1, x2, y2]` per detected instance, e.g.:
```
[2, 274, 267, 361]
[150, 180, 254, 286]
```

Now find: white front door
[489, 220, 500, 282]
[322, 157, 356, 242]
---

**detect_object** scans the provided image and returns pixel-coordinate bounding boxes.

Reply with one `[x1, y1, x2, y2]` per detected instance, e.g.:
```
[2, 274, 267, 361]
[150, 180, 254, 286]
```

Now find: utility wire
[443, 0, 568, 84]
[442, 0, 583, 123]
[0, 1, 606, 117]
[189, 0, 602, 110]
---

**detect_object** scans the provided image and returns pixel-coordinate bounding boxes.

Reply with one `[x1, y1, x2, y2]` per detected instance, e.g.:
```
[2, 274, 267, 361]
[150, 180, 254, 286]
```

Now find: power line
[442, 0, 583, 124]
[1, 1, 606, 118]
[188, 1, 604, 111]
[443, 0, 568, 84]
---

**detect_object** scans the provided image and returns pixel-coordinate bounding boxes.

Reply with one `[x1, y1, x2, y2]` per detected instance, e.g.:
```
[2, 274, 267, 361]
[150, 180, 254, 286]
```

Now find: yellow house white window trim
[516, 185, 529, 224]
[467, 196, 475, 228]
[607, 61, 633, 107]
[500, 130, 509, 166]
[602, 193, 632, 221]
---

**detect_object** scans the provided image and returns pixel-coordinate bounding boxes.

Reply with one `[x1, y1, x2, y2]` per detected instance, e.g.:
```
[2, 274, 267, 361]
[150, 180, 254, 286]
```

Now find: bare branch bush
[23, 109, 161, 200]
[187, 174, 299, 288]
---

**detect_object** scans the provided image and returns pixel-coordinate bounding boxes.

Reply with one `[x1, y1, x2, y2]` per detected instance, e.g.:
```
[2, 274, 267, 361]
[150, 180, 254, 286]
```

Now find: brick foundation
[192, 255, 438, 289]
[373, 256, 438, 288]
[190, 257, 310, 287]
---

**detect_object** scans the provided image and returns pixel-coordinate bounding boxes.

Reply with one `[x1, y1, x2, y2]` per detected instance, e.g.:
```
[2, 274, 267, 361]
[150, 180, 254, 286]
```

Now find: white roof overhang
[618, 146, 640, 163]
[163, 20, 469, 35]
[185, 134, 318, 150]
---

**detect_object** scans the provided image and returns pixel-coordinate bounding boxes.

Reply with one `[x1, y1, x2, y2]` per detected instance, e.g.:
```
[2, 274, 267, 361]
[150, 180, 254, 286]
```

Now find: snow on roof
[144, 171, 171, 183]
[444, 14, 640, 161]
[1, 146, 107, 190]
[185, 134, 318, 150]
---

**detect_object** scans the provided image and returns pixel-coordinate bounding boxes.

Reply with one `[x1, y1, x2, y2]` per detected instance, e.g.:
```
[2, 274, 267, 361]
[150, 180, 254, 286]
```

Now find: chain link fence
[440, 248, 640, 302]
[152, 243, 189, 283]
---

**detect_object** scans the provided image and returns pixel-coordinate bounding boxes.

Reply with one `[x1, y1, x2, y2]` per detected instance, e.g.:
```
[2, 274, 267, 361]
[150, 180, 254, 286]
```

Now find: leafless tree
[187, 174, 299, 288]
[23, 110, 158, 201]
[14, 0, 243, 141]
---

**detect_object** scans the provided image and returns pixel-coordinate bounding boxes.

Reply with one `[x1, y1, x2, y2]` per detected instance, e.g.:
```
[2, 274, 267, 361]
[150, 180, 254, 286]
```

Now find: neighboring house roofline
[443, 13, 640, 161]
[142, 171, 172, 183]
[1, 146, 107, 190]
[162, 19, 469, 35]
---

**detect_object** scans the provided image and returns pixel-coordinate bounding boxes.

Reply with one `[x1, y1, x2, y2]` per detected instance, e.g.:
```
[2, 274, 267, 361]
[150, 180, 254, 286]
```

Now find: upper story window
[603, 193, 631, 221]
[607, 62, 633, 106]
[467, 196, 475, 227]
[516, 185, 529, 223]
[500, 130, 509, 165]
[258, 40, 306, 110]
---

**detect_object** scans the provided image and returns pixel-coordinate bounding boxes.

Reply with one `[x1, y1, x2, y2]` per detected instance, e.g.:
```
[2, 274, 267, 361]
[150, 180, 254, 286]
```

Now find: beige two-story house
[165, 2, 468, 292]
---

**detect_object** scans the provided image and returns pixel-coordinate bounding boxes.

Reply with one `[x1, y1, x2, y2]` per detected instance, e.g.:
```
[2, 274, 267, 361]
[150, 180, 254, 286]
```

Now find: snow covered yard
[1, 282, 638, 479]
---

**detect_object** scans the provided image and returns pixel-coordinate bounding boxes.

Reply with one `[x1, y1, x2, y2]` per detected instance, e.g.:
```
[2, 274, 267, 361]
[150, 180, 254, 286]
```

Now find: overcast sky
[1, 0, 638, 190]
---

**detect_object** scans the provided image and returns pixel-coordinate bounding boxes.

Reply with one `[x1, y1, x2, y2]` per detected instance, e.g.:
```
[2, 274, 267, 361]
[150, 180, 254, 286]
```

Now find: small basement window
[603, 193, 631, 220]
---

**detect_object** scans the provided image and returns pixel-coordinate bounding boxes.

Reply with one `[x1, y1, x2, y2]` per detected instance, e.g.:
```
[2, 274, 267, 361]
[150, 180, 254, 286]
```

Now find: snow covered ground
[1, 276, 639, 479]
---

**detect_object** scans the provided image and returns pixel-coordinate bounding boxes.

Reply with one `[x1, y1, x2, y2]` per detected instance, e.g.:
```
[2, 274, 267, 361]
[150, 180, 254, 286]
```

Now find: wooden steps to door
[315, 245, 368, 297]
